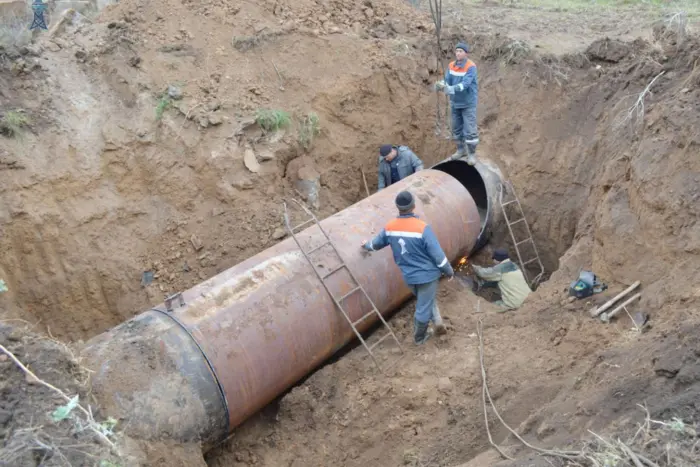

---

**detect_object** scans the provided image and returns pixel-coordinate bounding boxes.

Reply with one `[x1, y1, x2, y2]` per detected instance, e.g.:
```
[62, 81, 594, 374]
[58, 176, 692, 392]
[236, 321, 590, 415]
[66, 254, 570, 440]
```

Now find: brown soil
[2, 0, 700, 466]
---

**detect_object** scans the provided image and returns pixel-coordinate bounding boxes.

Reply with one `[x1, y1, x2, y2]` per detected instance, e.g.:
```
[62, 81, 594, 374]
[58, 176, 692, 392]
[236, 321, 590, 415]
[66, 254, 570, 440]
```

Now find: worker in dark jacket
[435, 42, 479, 165]
[377, 144, 424, 191]
[361, 191, 454, 345]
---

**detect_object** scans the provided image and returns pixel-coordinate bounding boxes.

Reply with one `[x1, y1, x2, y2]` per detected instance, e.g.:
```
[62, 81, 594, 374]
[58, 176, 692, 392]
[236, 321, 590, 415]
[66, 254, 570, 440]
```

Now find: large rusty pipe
[81, 160, 502, 448]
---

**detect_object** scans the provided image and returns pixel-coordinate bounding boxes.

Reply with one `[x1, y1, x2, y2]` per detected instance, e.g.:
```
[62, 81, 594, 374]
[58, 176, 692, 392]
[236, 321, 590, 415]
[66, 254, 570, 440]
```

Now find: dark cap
[395, 191, 415, 212]
[456, 42, 470, 53]
[379, 144, 393, 158]
[492, 248, 509, 261]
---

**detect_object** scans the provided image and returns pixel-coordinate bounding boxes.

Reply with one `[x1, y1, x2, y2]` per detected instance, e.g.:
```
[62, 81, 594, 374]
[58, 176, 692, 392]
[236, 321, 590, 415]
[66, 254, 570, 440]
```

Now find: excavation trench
[79, 158, 507, 450]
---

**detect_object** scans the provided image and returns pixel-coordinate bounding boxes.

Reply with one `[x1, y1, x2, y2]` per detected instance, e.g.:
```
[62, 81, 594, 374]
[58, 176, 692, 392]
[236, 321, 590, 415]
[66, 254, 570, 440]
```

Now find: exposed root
[613, 71, 666, 130]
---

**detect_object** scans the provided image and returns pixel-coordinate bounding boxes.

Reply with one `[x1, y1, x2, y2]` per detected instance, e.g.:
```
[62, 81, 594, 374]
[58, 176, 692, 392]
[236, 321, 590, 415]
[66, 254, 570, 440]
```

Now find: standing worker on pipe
[361, 191, 454, 345]
[435, 42, 479, 166]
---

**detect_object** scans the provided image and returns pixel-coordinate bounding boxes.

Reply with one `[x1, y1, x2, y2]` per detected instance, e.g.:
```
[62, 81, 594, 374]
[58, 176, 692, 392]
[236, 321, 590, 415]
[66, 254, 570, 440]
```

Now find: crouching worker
[361, 191, 454, 345]
[473, 248, 531, 311]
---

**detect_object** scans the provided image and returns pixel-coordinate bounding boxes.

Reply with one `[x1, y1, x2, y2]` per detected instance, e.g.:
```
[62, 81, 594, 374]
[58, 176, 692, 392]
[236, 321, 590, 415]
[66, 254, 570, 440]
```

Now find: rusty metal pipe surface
[82, 166, 484, 447]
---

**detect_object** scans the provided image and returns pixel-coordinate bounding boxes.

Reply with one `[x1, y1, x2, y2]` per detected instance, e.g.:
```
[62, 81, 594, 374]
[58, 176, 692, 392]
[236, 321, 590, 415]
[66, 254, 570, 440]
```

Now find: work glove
[443, 85, 456, 95]
[434, 80, 446, 91]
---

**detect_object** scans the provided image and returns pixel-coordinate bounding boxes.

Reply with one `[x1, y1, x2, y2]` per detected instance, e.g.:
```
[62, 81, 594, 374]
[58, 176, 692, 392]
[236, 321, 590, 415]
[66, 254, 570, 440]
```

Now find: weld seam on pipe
[150, 307, 231, 436]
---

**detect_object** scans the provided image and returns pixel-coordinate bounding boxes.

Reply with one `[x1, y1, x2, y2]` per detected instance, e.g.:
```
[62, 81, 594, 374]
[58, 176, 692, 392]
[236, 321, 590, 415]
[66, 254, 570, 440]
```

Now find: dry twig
[360, 167, 371, 198]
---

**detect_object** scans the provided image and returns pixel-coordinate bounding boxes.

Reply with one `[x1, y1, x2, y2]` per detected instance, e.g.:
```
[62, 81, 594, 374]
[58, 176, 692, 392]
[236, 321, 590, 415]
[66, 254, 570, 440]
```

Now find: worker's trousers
[410, 279, 443, 345]
[451, 105, 479, 154]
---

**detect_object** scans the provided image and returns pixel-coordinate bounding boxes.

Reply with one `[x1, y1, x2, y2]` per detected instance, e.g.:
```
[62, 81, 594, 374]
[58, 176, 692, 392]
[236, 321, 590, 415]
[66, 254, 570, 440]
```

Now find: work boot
[450, 146, 466, 161]
[414, 319, 433, 345]
[465, 144, 477, 166]
[432, 306, 447, 335]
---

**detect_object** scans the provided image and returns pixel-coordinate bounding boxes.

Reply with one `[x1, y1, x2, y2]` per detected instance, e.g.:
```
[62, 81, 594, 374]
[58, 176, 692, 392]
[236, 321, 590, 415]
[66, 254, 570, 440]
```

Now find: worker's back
[497, 260, 531, 309]
[383, 214, 444, 285]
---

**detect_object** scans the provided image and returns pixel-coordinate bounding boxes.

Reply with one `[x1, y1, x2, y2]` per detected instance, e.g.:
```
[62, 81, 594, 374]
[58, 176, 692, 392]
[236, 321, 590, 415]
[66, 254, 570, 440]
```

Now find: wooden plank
[589, 280, 641, 317]
[600, 293, 642, 323]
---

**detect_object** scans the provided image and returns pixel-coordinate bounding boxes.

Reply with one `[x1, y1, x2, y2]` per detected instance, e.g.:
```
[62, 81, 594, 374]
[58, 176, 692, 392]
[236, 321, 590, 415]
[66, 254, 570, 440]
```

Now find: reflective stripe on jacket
[364, 213, 454, 285]
[445, 59, 478, 109]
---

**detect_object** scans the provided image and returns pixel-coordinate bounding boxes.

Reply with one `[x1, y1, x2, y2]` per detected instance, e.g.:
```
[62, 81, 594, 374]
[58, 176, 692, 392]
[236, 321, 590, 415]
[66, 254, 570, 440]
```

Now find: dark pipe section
[432, 159, 504, 254]
[432, 161, 488, 210]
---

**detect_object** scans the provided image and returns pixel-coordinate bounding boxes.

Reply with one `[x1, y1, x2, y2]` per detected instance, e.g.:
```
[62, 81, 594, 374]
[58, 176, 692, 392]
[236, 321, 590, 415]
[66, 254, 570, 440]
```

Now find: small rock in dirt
[20, 45, 42, 57]
[232, 178, 255, 190]
[46, 41, 62, 52]
[243, 148, 261, 173]
[211, 207, 225, 217]
[129, 56, 141, 67]
[271, 227, 286, 240]
[190, 234, 204, 251]
[7, 330, 21, 342]
[74, 49, 87, 62]
[198, 115, 210, 128]
[437, 377, 453, 394]
[183, 262, 190, 272]
[168, 85, 183, 100]
[25, 373, 38, 385]
[208, 112, 223, 126]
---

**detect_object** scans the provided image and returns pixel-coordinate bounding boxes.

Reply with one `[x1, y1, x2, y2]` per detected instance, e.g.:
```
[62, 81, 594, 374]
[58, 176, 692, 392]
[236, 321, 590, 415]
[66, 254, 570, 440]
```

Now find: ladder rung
[337, 286, 361, 302]
[352, 310, 376, 327]
[322, 264, 346, 280]
[523, 258, 539, 266]
[502, 200, 517, 206]
[516, 238, 532, 246]
[306, 241, 330, 255]
[369, 332, 393, 351]
[510, 218, 525, 225]
[291, 218, 315, 232]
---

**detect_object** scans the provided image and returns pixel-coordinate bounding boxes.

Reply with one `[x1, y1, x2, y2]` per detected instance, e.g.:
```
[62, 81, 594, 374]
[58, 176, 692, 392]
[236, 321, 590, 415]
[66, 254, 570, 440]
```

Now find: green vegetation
[297, 112, 321, 149]
[255, 108, 291, 133]
[0, 110, 30, 137]
[155, 95, 172, 121]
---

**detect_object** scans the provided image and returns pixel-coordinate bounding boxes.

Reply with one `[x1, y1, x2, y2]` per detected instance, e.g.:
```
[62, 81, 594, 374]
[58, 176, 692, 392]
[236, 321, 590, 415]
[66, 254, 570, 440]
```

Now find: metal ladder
[283, 199, 404, 373]
[498, 182, 545, 288]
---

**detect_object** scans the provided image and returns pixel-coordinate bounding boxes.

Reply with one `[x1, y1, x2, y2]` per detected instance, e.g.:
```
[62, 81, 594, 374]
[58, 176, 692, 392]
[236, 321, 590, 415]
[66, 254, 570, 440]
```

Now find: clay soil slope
[1, 0, 700, 466]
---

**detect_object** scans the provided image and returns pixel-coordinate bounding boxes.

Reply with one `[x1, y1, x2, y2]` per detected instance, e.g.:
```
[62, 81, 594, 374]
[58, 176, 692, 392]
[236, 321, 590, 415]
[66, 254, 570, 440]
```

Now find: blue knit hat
[395, 191, 415, 212]
[492, 248, 509, 261]
[455, 42, 470, 53]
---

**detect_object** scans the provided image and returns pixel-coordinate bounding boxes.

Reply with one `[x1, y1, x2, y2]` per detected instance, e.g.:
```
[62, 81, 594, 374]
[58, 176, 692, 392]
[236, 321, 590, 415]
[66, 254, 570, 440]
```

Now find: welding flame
[458, 257, 468, 265]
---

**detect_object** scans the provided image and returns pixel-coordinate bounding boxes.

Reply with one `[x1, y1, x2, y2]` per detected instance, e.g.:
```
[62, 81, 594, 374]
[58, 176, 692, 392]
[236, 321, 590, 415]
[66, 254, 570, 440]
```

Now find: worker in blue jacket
[361, 191, 454, 345]
[435, 42, 479, 165]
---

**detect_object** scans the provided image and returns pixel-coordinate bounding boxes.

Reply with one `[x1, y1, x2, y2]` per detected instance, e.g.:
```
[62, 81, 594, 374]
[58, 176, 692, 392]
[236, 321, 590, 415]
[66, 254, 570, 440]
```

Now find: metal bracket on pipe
[164, 292, 185, 312]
